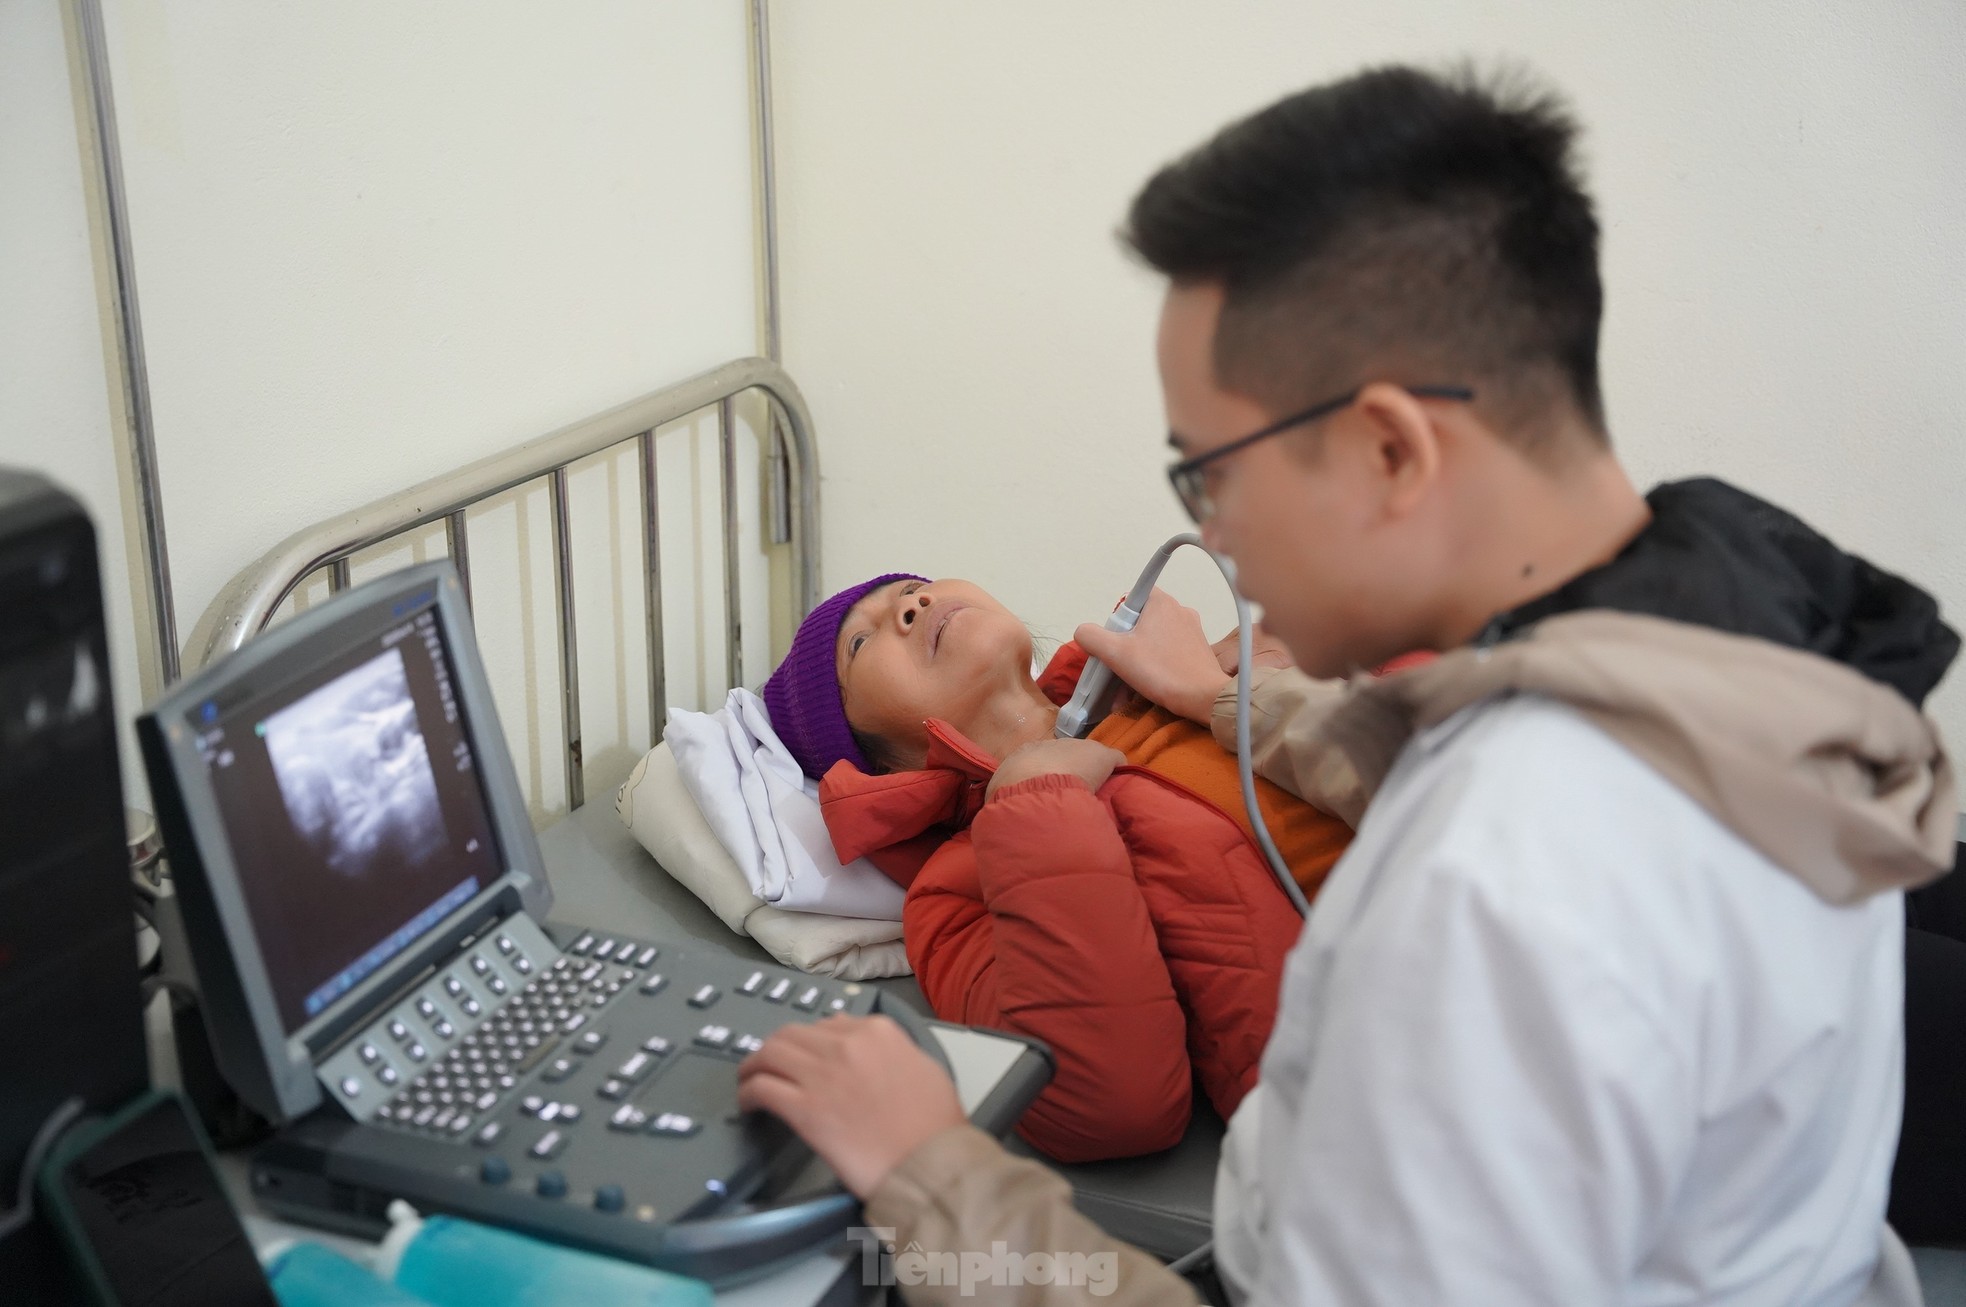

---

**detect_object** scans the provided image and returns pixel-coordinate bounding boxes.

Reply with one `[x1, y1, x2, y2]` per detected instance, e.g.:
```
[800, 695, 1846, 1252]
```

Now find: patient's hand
[986, 738, 1125, 801]
[737, 1015, 966, 1199]
[1075, 588, 1230, 725]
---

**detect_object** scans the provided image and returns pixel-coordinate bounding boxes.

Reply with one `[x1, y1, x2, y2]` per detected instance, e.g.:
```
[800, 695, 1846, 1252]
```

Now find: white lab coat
[1215, 694, 1909, 1306]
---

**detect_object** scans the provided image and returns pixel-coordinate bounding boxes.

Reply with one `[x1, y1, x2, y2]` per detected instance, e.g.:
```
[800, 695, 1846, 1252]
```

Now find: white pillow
[615, 744, 910, 979]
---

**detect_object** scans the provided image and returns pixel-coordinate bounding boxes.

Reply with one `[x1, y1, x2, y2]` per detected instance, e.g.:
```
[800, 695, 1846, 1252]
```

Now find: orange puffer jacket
[818, 645, 1335, 1163]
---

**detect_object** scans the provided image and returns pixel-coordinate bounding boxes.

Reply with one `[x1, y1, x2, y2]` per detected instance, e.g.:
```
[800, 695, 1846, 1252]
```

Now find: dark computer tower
[0, 471, 149, 1302]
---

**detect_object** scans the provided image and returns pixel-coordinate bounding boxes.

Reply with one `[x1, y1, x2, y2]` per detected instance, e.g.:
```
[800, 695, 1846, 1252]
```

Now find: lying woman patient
[760, 573, 1356, 1163]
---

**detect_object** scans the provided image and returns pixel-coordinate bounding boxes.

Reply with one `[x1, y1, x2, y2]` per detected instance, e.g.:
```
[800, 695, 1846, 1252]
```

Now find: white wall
[10, 1, 1963, 824]
[0, 0, 150, 802]
[772, 1, 1966, 745]
[1, 1, 773, 823]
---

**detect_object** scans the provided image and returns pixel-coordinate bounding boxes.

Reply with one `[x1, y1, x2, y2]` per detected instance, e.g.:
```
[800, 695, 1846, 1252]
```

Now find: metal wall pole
[637, 430, 667, 744]
[749, 0, 781, 364]
[328, 558, 350, 592]
[548, 470, 584, 808]
[71, 0, 179, 683]
[718, 399, 743, 691]
[445, 511, 472, 608]
[750, 0, 795, 550]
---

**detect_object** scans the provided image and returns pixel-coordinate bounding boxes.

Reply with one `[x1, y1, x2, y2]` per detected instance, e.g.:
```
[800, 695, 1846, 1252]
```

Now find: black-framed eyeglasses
[1165, 384, 1475, 523]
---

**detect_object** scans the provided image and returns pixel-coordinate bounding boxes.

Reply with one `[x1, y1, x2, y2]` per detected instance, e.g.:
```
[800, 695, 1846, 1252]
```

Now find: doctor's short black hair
[1123, 64, 1606, 447]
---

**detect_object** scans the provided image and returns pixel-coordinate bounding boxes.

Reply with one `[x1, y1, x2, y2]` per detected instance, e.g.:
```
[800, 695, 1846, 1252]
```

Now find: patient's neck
[952, 682, 1060, 768]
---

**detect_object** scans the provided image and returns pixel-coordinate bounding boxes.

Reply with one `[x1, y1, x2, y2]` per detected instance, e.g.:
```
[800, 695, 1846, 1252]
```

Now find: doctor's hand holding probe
[741, 62, 1952, 1307]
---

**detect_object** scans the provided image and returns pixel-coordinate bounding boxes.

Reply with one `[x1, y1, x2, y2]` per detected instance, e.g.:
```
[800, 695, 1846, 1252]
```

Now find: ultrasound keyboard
[305, 918, 890, 1225]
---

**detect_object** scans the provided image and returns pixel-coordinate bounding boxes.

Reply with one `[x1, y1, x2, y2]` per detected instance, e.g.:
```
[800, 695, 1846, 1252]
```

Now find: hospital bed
[183, 355, 1222, 1265]
[184, 357, 1966, 1299]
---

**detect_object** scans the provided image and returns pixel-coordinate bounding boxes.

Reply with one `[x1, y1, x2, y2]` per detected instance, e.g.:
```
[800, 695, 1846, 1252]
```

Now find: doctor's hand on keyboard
[736, 1015, 965, 1199]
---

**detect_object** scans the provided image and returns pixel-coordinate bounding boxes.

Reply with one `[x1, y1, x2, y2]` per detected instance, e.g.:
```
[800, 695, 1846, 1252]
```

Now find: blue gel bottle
[377, 1201, 715, 1307]
[265, 1240, 438, 1307]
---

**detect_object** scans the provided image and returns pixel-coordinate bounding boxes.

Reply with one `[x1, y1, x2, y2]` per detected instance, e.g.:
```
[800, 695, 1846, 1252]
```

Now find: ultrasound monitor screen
[195, 604, 502, 1032]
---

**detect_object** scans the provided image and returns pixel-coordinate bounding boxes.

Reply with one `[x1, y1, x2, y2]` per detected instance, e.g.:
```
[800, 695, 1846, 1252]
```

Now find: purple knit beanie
[762, 572, 927, 780]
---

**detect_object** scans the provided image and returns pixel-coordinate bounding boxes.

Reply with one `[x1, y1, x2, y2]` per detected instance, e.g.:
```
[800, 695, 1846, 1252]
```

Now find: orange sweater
[1050, 645, 1351, 900]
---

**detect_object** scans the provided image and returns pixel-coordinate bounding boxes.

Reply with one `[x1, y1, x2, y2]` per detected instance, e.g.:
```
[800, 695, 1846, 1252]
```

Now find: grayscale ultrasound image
[263, 646, 449, 879]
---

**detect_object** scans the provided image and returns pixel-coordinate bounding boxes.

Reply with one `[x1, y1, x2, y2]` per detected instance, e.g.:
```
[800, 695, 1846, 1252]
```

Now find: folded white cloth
[662, 688, 905, 921]
[615, 743, 909, 979]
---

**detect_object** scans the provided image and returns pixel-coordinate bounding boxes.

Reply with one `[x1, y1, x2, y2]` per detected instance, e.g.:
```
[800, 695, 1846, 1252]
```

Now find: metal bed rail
[183, 356, 820, 812]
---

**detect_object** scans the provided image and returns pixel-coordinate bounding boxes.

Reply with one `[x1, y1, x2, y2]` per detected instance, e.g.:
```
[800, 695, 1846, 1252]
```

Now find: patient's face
[835, 578, 1032, 766]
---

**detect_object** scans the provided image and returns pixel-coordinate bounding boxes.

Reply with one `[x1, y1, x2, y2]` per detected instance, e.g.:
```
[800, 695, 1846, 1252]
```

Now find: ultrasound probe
[1056, 533, 1310, 916]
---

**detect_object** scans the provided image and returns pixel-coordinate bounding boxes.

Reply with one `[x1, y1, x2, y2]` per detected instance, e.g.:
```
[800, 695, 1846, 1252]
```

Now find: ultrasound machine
[137, 561, 1052, 1286]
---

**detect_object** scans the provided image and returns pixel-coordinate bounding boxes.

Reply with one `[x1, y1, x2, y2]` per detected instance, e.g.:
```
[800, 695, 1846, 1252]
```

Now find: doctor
[739, 65, 1956, 1305]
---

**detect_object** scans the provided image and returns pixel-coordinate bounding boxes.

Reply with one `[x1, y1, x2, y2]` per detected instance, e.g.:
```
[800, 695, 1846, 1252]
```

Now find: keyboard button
[359, 1042, 382, 1065]
[340, 1075, 362, 1097]
[795, 986, 822, 1011]
[530, 1130, 567, 1160]
[551, 956, 571, 974]
[541, 1057, 577, 1083]
[471, 956, 492, 977]
[535, 1170, 567, 1199]
[412, 1105, 438, 1128]
[615, 1052, 655, 1083]
[488, 976, 508, 996]
[480, 1155, 511, 1184]
[537, 1102, 562, 1123]
[647, 1112, 699, 1137]
[765, 978, 793, 1004]
[445, 977, 466, 998]
[514, 956, 534, 975]
[450, 1113, 473, 1135]
[496, 934, 515, 955]
[416, 998, 439, 1020]
[461, 998, 482, 1018]
[734, 1033, 765, 1055]
[608, 1104, 647, 1131]
[476, 1091, 498, 1111]
[579, 963, 604, 984]
[597, 1079, 628, 1101]
[638, 973, 668, 997]
[388, 1019, 411, 1042]
[433, 1019, 455, 1040]
[432, 1107, 457, 1131]
[827, 997, 851, 1014]
[521, 1095, 545, 1116]
[407, 1042, 428, 1063]
[570, 933, 596, 956]
[688, 984, 720, 1009]
[561, 1013, 588, 1035]
[574, 1030, 608, 1054]
[378, 1065, 401, 1087]
[694, 1025, 732, 1051]
[557, 1103, 582, 1124]
[640, 1036, 672, 1057]
[635, 946, 660, 968]
[594, 1184, 625, 1213]
[592, 939, 617, 961]
[739, 970, 766, 996]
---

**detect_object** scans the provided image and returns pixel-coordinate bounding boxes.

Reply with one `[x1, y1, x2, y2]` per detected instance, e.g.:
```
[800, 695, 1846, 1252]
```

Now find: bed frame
[183, 356, 818, 812]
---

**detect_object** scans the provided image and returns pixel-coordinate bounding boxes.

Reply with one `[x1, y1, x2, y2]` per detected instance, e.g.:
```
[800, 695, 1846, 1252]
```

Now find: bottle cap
[373, 1199, 426, 1280]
